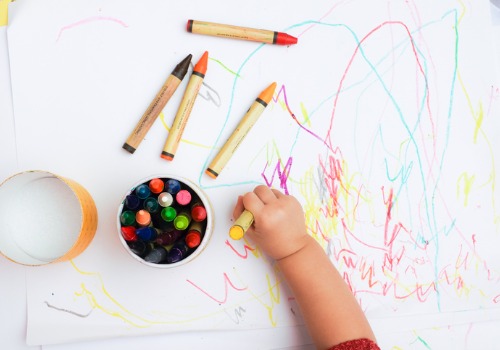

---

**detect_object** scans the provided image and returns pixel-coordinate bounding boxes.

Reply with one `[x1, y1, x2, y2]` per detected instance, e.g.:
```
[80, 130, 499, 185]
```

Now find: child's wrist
[275, 234, 313, 262]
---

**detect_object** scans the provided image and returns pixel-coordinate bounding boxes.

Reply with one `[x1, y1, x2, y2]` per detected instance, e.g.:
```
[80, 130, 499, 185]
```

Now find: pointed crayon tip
[172, 54, 193, 80]
[258, 82, 277, 104]
[193, 51, 209, 75]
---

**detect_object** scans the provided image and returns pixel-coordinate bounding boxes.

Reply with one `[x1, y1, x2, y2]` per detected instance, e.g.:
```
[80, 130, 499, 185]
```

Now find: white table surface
[2, 2, 500, 349]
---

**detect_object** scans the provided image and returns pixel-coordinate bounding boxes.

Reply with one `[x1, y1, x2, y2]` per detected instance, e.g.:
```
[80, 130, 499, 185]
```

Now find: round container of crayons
[117, 175, 213, 268]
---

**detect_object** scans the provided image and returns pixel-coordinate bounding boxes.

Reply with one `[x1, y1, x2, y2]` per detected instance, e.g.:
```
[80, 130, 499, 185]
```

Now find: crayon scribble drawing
[9, 0, 499, 347]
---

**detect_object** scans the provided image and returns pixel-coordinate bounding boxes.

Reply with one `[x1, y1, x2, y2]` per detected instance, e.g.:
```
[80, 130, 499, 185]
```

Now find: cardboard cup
[117, 175, 214, 268]
[0, 171, 98, 265]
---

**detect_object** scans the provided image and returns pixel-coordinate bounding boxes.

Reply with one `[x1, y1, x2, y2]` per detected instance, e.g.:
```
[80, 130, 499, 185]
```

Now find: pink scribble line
[56, 16, 129, 42]
[186, 273, 247, 304]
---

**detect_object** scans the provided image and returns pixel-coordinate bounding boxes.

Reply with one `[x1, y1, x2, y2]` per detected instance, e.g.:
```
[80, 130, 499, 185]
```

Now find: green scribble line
[210, 58, 241, 78]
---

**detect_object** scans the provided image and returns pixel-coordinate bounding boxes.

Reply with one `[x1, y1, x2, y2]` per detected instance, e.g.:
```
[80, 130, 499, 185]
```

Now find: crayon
[176, 189, 192, 206]
[136, 227, 159, 241]
[206, 82, 277, 178]
[161, 206, 177, 222]
[157, 192, 174, 207]
[136, 209, 152, 226]
[185, 221, 203, 248]
[161, 51, 208, 161]
[156, 228, 182, 245]
[187, 20, 298, 46]
[174, 211, 191, 230]
[122, 54, 192, 154]
[124, 194, 141, 211]
[167, 241, 190, 263]
[165, 178, 181, 194]
[121, 226, 137, 242]
[127, 240, 152, 258]
[143, 197, 160, 213]
[135, 184, 151, 199]
[191, 201, 207, 222]
[144, 245, 168, 264]
[148, 178, 164, 194]
[120, 210, 136, 226]
[229, 209, 254, 240]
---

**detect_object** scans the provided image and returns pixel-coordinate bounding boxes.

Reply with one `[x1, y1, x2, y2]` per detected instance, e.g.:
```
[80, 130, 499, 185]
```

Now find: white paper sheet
[6, 0, 500, 347]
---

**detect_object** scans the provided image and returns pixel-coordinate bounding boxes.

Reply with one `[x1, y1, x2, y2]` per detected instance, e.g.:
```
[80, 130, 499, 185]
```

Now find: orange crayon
[148, 178, 164, 194]
[161, 51, 208, 161]
[136, 209, 152, 226]
[206, 82, 276, 179]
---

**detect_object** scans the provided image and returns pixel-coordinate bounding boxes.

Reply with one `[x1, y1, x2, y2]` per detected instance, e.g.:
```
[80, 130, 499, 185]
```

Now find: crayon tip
[205, 168, 218, 179]
[161, 152, 174, 161]
[193, 51, 209, 75]
[122, 143, 136, 154]
[172, 54, 193, 80]
[229, 226, 245, 240]
[276, 32, 298, 45]
[185, 232, 201, 248]
[186, 19, 194, 32]
[258, 82, 277, 105]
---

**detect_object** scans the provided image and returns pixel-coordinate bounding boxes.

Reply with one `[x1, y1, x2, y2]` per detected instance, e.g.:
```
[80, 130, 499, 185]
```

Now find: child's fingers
[254, 185, 278, 204]
[232, 195, 244, 219]
[242, 191, 265, 215]
[271, 188, 285, 198]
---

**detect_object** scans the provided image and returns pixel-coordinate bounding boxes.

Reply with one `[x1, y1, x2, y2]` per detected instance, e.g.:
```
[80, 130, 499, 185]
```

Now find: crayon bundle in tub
[117, 176, 213, 268]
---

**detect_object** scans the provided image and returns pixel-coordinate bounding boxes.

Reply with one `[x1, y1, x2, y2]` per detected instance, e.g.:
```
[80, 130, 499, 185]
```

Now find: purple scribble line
[56, 16, 129, 42]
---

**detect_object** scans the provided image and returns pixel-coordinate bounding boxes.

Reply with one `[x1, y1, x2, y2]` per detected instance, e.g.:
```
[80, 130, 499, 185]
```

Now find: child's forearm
[277, 235, 376, 349]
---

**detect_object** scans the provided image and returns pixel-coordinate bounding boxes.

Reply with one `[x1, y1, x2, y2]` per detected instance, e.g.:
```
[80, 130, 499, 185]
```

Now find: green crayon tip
[161, 207, 177, 222]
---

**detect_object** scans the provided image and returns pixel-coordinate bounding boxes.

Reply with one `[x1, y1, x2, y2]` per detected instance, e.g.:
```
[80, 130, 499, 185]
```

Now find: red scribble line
[326, 21, 430, 149]
[186, 273, 247, 304]
[261, 157, 293, 195]
[341, 218, 387, 252]
[439, 269, 466, 291]
[493, 295, 500, 303]
[225, 239, 256, 259]
[56, 16, 129, 42]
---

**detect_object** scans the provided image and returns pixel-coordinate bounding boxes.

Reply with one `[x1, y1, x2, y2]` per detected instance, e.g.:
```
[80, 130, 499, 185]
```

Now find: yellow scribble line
[209, 57, 241, 78]
[159, 112, 218, 150]
[0, 0, 12, 27]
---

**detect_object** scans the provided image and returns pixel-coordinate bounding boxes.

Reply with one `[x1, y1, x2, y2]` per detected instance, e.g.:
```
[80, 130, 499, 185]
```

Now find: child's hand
[232, 185, 309, 261]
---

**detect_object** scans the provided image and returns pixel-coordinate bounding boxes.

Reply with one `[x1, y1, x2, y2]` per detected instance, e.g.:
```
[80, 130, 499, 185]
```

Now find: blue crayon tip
[125, 194, 141, 210]
[165, 179, 181, 195]
[136, 227, 158, 241]
[135, 184, 151, 199]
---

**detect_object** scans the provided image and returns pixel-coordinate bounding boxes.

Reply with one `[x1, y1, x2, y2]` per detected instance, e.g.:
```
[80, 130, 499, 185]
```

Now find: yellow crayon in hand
[229, 210, 254, 240]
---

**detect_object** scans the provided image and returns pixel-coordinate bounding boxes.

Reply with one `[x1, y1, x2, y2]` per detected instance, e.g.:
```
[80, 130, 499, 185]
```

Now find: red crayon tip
[148, 178, 164, 194]
[276, 32, 298, 45]
[186, 19, 193, 32]
[193, 51, 209, 75]
[121, 226, 137, 242]
[191, 205, 207, 222]
[185, 231, 201, 248]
